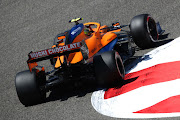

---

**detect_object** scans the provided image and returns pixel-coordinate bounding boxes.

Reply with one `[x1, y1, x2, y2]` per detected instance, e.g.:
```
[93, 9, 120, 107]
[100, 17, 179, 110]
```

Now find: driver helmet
[84, 28, 91, 36]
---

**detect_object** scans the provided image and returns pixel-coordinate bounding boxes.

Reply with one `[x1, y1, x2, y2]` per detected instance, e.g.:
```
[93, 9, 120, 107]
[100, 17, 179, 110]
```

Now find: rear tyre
[130, 14, 158, 49]
[15, 70, 46, 106]
[93, 51, 125, 87]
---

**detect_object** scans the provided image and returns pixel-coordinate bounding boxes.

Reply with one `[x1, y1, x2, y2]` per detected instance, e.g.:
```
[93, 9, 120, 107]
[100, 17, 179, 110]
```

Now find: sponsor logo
[91, 48, 97, 53]
[107, 37, 114, 41]
[98, 43, 103, 48]
[29, 42, 81, 59]
[71, 27, 81, 35]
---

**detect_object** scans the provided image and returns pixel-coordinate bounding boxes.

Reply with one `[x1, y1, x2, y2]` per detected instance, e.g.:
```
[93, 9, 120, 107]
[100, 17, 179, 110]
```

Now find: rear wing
[27, 42, 82, 72]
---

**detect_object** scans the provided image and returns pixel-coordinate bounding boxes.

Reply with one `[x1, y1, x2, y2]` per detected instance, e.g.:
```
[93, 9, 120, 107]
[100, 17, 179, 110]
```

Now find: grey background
[0, 0, 180, 120]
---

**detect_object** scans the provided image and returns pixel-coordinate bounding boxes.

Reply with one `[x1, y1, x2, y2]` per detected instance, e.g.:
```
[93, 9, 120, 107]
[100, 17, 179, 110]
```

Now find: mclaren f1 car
[15, 14, 165, 106]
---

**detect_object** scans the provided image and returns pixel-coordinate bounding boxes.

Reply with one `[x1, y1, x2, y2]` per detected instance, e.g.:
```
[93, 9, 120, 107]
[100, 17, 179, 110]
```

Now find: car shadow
[135, 33, 173, 51]
[154, 39, 173, 47]
[26, 83, 99, 106]
[44, 73, 139, 103]
[125, 37, 174, 72]
[154, 33, 173, 47]
[42, 36, 174, 104]
[45, 83, 97, 102]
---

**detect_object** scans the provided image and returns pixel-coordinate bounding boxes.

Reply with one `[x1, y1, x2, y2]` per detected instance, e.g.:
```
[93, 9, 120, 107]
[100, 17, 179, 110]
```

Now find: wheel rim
[147, 16, 158, 42]
[116, 57, 125, 78]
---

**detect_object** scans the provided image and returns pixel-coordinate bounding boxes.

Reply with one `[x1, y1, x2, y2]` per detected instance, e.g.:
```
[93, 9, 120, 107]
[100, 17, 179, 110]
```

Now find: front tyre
[130, 14, 158, 49]
[93, 51, 125, 87]
[15, 70, 46, 106]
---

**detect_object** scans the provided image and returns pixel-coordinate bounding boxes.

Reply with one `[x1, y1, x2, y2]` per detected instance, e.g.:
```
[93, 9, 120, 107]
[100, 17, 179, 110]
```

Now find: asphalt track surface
[0, 0, 180, 120]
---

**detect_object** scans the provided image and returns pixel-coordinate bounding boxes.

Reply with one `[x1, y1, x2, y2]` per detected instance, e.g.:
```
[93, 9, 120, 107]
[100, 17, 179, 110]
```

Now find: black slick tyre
[130, 14, 158, 49]
[15, 70, 46, 106]
[93, 51, 125, 87]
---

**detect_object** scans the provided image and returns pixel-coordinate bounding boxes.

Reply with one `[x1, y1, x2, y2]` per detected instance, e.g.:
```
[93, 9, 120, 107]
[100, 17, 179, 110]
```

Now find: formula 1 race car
[15, 14, 164, 106]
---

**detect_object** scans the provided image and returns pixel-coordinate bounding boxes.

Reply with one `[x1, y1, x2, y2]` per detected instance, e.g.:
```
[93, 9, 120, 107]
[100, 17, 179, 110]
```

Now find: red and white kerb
[91, 37, 180, 118]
